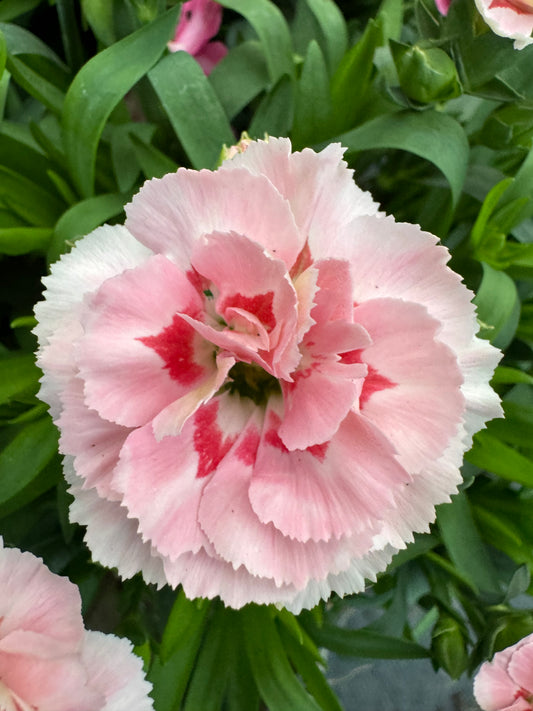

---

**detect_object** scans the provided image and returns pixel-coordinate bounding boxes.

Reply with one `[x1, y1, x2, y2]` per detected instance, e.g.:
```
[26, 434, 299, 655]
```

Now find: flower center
[222, 361, 281, 405]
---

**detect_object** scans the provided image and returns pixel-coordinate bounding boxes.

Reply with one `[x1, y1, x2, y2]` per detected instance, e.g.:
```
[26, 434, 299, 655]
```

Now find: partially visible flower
[0, 539, 153, 711]
[474, 0, 533, 49]
[435, 0, 452, 14]
[35, 138, 502, 613]
[168, 0, 227, 74]
[474, 634, 533, 710]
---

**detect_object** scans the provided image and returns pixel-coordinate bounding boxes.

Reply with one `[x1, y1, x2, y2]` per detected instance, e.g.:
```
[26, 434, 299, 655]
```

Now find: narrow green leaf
[470, 178, 514, 249]
[0, 27, 5, 78]
[467, 431, 533, 487]
[329, 18, 382, 134]
[492, 366, 533, 386]
[5, 54, 65, 113]
[241, 605, 322, 711]
[224, 610, 260, 711]
[209, 40, 269, 120]
[56, 0, 85, 71]
[62, 5, 180, 197]
[0, 122, 62, 194]
[332, 110, 468, 206]
[437, 491, 500, 595]
[279, 623, 343, 711]
[304, 0, 347, 74]
[431, 614, 469, 679]
[0, 353, 39, 404]
[48, 192, 126, 263]
[218, 0, 294, 83]
[149, 51, 234, 170]
[292, 40, 332, 149]
[303, 621, 429, 659]
[0, 227, 51, 255]
[0, 166, 65, 226]
[130, 132, 178, 180]
[473, 262, 520, 349]
[0, 22, 67, 66]
[0, 417, 59, 509]
[81, 0, 116, 46]
[160, 589, 210, 663]
[0, 0, 42, 21]
[249, 74, 294, 139]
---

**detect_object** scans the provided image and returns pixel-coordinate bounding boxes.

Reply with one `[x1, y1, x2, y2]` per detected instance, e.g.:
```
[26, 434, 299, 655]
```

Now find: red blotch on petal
[139, 313, 205, 385]
[235, 427, 261, 466]
[194, 400, 237, 478]
[290, 242, 313, 279]
[222, 292, 276, 332]
[307, 442, 329, 461]
[490, 0, 533, 13]
[340, 350, 396, 407]
[265, 411, 329, 459]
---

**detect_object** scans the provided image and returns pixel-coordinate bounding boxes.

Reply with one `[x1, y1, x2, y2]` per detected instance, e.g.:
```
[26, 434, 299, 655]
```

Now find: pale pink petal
[474, 660, 525, 711]
[249, 406, 410, 543]
[310, 258, 355, 323]
[221, 140, 379, 255]
[57, 378, 130, 498]
[352, 298, 465, 472]
[77, 254, 214, 428]
[65, 460, 167, 587]
[475, 0, 533, 48]
[190, 230, 300, 377]
[435, 0, 451, 14]
[168, 0, 223, 56]
[196, 41, 228, 74]
[81, 631, 154, 711]
[113, 394, 257, 561]
[34, 225, 152, 418]
[125, 167, 304, 270]
[508, 642, 533, 698]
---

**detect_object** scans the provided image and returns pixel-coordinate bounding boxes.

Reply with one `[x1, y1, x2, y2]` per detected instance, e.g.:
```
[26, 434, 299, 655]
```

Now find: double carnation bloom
[35, 138, 502, 611]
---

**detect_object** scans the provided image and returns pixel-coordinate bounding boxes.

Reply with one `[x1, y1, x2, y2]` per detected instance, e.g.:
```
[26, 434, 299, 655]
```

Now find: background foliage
[0, 0, 532, 708]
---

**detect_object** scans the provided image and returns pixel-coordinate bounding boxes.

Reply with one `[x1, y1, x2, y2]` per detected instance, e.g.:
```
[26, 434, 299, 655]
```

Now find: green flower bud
[391, 42, 461, 104]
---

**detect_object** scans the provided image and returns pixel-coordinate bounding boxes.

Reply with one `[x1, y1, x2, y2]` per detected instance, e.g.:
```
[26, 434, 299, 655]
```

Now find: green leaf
[148, 51, 234, 170]
[159, 589, 210, 663]
[249, 74, 294, 139]
[0, 166, 65, 226]
[279, 623, 343, 711]
[241, 605, 322, 711]
[6, 54, 65, 113]
[0, 22, 67, 66]
[301, 617, 429, 659]
[62, 5, 180, 197]
[56, 0, 85, 71]
[328, 18, 383, 135]
[431, 614, 469, 679]
[81, 0, 116, 46]
[48, 192, 126, 263]
[218, 0, 294, 84]
[292, 40, 331, 148]
[332, 110, 468, 206]
[0, 27, 5, 78]
[467, 431, 533, 487]
[470, 177, 514, 250]
[130, 132, 178, 180]
[304, 0, 347, 74]
[473, 262, 520, 349]
[492, 366, 533, 386]
[0, 353, 40, 404]
[0, 227, 51, 255]
[0, 417, 59, 511]
[0, 0, 42, 21]
[209, 40, 269, 120]
[437, 491, 500, 595]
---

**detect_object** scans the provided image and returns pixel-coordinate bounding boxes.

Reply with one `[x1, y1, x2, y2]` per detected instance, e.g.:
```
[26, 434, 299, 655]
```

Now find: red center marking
[193, 400, 237, 478]
[340, 349, 396, 407]
[221, 292, 276, 332]
[235, 427, 261, 466]
[290, 242, 312, 278]
[138, 313, 204, 385]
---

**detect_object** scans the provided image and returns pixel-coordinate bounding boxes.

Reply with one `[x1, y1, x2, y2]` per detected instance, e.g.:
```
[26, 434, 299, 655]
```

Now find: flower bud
[391, 42, 461, 104]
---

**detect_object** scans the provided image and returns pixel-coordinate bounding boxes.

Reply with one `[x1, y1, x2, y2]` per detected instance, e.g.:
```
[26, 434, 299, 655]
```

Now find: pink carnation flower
[34, 138, 502, 612]
[167, 0, 227, 75]
[474, 634, 533, 710]
[0, 539, 153, 711]
[475, 0, 533, 48]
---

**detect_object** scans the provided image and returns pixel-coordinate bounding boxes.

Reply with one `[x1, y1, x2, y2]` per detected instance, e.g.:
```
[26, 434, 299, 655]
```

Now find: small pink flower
[474, 634, 533, 710]
[34, 138, 502, 612]
[168, 0, 227, 74]
[0, 539, 153, 711]
[475, 0, 533, 48]
[435, 0, 452, 15]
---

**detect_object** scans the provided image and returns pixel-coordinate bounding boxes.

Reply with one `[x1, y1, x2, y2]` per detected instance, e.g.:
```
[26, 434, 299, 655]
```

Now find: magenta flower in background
[0, 539, 153, 711]
[168, 0, 227, 75]
[474, 0, 533, 49]
[34, 138, 502, 612]
[474, 633, 533, 710]
[435, 0, 452, 14]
